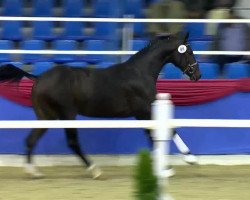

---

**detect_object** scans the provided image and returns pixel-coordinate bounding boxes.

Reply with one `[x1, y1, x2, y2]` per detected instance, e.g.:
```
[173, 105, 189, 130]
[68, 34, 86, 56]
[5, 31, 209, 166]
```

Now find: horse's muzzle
[184, 62, 201, 82]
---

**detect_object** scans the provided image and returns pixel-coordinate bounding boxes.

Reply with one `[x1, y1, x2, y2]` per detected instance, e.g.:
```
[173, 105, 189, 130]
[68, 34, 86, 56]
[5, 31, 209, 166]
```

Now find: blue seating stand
[224, 63, 249, 79]
[52, 40, 78, 63]
[162, 63, 183, 79]
[199, 63, 219, 79]
[21, 40, 46, 63]
[32, 62, 54, 75]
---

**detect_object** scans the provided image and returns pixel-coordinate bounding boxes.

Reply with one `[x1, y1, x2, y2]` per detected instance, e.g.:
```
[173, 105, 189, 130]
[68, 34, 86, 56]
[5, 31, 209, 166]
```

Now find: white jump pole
[152, 93, 174, 200]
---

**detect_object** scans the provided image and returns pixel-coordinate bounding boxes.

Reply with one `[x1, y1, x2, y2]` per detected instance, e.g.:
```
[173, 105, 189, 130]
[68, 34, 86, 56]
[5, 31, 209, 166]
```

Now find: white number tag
[178, 45, 187, 53]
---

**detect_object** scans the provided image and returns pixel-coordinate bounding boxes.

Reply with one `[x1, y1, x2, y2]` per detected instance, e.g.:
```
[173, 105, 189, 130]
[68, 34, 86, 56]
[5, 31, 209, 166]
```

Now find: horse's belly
[78, 100, 131, 118]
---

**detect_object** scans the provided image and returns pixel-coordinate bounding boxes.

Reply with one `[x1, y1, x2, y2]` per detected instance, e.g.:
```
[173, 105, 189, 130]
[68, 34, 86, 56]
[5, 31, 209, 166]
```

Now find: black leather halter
[182, 44, 198, 76]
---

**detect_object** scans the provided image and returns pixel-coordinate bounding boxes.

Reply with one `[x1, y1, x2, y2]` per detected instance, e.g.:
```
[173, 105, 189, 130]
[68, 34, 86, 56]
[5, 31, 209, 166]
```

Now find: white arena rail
[172, 119, 250, 128]
[0, 120, 154, 129]
[0, 16, 249, 23]
[0, 50, 249, 56]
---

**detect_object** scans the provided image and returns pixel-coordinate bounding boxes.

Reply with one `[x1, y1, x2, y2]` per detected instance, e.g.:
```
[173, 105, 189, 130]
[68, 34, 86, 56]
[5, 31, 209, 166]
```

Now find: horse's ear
[184, 32, 189, 43]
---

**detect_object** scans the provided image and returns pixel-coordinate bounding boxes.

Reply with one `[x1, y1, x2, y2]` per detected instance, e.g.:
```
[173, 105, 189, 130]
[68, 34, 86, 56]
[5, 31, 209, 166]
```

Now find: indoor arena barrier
[3, 93, 250, 199]
[0, 93, 173, 200]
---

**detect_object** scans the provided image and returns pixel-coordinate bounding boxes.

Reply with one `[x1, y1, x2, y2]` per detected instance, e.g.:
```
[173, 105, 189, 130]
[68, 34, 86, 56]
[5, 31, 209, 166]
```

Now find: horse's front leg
[172, 130, 198, 164]
[139, 126, 176, 177]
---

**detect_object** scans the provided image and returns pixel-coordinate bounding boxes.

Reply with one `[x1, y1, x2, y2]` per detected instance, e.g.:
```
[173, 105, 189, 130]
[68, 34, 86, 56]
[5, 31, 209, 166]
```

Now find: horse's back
[31, 66, 134, 117]
[32, 67, 91, 113]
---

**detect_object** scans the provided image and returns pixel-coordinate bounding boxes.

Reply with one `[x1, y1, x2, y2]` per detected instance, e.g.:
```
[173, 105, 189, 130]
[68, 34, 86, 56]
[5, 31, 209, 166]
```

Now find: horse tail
[0, 64, 37, 82]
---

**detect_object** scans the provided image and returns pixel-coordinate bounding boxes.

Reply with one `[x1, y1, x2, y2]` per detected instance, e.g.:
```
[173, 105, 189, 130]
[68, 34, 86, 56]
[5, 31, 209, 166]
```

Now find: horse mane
[127, 34, 177, 62]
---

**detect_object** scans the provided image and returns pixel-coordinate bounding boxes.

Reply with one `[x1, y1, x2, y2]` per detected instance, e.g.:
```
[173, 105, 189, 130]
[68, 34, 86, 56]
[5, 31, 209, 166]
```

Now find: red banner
[1, 78, 250, 106]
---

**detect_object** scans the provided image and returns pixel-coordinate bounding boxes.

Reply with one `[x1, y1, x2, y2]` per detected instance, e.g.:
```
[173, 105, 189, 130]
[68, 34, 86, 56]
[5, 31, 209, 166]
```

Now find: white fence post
[152, 93, 174, 200]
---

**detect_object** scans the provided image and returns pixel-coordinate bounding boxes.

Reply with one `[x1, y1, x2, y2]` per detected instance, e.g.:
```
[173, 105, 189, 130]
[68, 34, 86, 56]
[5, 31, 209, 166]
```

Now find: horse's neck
[129, 49, 171, 81]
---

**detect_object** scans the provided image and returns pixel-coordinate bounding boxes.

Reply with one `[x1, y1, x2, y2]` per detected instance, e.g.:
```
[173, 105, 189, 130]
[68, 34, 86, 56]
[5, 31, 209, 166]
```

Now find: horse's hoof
[24, 163, 44, 178]
[183, 154, 198, 165]
[87, 164, 102, 179]
[163, 167, 175, 178]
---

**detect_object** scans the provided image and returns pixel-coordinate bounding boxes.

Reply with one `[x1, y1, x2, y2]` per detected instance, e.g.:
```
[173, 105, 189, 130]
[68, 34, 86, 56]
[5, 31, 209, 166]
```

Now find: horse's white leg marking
[87, 164, 102, 179]
[164, 167, 176, 178]
[24, 163, 44, 178]
[183, 154, 198, 165]
[173, 133, 198, 164]
[173, 133, 190, 154]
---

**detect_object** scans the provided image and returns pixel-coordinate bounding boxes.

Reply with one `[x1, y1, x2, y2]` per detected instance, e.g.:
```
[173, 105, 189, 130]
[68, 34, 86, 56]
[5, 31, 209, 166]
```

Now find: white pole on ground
[152, 93, 174, 200]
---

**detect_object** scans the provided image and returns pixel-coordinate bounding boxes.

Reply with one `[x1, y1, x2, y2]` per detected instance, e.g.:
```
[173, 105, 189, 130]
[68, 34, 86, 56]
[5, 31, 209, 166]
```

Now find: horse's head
[155, 33, 201, 82]
[169, 32, 201, 81]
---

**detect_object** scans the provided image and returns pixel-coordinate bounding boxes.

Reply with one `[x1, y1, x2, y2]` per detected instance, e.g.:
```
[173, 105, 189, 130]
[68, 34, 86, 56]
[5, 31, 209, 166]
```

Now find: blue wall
[1, 92, 250, 155]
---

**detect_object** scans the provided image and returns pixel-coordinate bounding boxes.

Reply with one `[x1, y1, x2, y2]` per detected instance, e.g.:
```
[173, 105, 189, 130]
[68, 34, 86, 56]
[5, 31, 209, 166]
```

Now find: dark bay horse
[0, 33, 201, 178]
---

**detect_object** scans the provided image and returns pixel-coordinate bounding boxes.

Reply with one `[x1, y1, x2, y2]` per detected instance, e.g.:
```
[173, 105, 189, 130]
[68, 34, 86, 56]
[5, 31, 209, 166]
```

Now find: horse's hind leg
[24, 102, 53, 178]
[60, 108, 102, 179]
[65, 129, 102, 179]
[24, 128, 47, 178]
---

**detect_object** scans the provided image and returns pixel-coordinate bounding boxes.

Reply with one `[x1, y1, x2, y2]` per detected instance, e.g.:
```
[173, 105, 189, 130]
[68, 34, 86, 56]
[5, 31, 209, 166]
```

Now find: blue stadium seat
[93, 0, 121, 17]
[0, 40, 13, 62]
[185, 23, 205, 40]
[130, 39, 148, 50]
[91, 0, 120, 43]
[224, 63, 249, 79]
[97, 61, 115, 68]
[162, 63, 183, 79]
[82, 39, 107, 64]
[190, 41, 211, 51]
[124, 0, 144, 16]
[199, 63, 219, 79]
[190, 41, 212, 61]
[32, 62, 54, 75]
[93, 22, 119, 40]
[63, 0, 84, 17]
[1, 21, 23, 40]
[21, 40, 47, 63]
[67, 62, 88, 68]
[32, 21, 56, 40]
[2, 0, 23, 16]
[123, 0, 145, 37]
[124, 39, 148, 61]
[32, 0, 53, 16]
[133, 23, 146, 38]
[52, 40, 77, 63]
[61, 22, 87, 40]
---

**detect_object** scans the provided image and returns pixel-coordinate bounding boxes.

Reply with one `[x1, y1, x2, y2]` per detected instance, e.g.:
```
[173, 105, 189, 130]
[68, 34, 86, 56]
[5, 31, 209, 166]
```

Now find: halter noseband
[183, 61, 198, 75]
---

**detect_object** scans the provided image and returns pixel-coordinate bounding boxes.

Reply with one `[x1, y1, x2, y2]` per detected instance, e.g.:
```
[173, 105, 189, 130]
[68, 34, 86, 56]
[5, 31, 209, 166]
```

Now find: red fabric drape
[157, 78, 250, 105]
[1, 78, 250, 107]
[0, 79, 33, 106]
